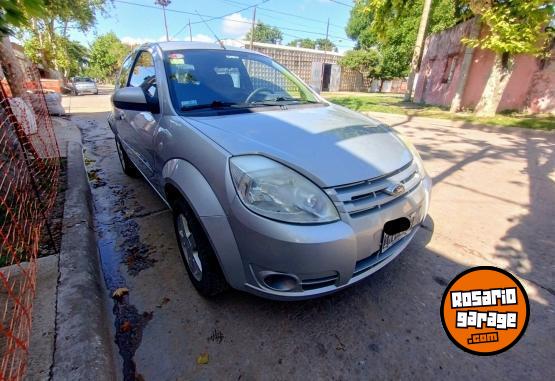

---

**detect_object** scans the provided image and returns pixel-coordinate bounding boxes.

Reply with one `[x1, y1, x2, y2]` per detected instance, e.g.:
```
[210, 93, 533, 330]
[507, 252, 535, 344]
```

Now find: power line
[215, 0, 346, 31]
[329, 0, 353, 7]
[113, 0, 352, 44]
[171, 0, 267, 38]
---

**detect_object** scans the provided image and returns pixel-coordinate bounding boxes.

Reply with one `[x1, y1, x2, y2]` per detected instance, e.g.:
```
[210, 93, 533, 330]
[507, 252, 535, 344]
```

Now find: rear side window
[117, 55, 133, 89]
[129, 51, 157, 98]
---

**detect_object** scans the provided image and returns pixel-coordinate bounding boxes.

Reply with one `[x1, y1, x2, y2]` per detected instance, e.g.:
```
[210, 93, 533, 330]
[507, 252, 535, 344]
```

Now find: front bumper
[226, 174, 432, 300]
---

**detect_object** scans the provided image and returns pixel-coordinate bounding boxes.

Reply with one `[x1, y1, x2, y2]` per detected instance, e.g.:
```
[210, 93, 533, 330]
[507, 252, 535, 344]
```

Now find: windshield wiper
[181, 100, 238, 111]
[275, 97, 319, 103]
[250, 97, 319, 106]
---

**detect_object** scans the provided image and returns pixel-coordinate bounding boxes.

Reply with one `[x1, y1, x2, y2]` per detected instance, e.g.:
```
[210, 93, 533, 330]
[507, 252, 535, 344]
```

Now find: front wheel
[172, 198, 228, 297]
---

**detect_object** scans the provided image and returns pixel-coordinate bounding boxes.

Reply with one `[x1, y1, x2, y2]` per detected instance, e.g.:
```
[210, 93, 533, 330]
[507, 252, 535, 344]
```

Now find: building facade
[247, 42, 405, 93]
[414, 19, 555, 115]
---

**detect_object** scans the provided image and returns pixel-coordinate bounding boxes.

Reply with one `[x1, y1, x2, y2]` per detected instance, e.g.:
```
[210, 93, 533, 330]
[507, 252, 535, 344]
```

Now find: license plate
[381, 213, 417, 253]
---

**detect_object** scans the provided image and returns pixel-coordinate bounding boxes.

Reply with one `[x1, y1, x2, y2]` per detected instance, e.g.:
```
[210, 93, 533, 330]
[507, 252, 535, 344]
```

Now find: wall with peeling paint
[414, 19, 555, 115]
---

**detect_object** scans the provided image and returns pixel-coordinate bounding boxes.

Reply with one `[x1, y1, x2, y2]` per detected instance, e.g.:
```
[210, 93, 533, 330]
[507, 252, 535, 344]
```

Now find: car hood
[185, 104, 413, 187]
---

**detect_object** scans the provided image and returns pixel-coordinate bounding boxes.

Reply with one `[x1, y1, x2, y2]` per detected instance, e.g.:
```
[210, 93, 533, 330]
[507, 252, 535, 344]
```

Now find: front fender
[162, 159, 246, 289]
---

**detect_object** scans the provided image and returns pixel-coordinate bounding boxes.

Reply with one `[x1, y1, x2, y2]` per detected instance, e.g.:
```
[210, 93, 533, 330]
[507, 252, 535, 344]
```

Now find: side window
[116, 55, 133, 89]
[129, 51, 157, 98]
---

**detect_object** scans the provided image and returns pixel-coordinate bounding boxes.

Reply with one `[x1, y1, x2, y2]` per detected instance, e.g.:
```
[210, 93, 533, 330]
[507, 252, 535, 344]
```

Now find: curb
[51, 141, 116, 380]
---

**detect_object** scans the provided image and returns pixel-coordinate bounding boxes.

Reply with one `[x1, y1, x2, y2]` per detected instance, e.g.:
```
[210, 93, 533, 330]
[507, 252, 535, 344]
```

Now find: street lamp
[155, 0, 171, 41]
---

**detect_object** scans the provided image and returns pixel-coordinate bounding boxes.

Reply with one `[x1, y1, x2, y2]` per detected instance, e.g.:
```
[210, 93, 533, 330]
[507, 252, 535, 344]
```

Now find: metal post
[188, 19, 192, 42]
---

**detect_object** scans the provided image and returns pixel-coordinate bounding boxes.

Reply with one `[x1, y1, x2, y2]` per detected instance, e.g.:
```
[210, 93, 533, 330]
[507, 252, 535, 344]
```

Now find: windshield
[164, 49, 320, 112]
[74, 77, 94, 83]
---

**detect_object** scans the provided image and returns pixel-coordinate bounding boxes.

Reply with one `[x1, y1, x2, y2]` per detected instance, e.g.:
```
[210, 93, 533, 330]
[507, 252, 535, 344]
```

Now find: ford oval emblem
[385, 183, 405, 196]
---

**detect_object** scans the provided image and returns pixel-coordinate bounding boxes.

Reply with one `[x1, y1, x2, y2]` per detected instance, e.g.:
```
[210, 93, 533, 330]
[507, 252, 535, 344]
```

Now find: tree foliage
[339, 49, 382, 77]
[287, 38, 336, 51]
[0, 0, 44, 35]
[23, 34, 88, 76]
[288, 38, 316, 49]
[346, 0, 470, 78]
[462, 0, 554, 56]
[19, 0, 110, 74]
[245, 22, 283, 44]
[315, 38, 336, 51]
[86, 32, 130, 82]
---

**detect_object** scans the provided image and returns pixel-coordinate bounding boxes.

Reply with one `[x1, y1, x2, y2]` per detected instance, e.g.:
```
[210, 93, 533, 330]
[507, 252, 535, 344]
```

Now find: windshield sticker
[169, 53, 185, 65]
[181, 100, 198, 107]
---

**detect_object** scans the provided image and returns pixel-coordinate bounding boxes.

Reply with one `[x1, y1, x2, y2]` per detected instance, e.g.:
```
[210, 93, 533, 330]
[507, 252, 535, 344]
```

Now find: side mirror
[112, 87, 159, 114]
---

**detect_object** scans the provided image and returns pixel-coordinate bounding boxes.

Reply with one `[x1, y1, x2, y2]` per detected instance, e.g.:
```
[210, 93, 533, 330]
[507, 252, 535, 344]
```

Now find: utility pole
[188, 19, 192, 42]
[404, 0, 432, 102]
[155, 0, 171, 42]
[250, 6, 257, 49]
[325, 18, 330, 51]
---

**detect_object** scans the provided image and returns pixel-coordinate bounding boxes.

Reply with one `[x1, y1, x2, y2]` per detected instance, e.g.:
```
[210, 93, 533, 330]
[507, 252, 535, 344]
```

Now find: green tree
[21, 0, 110, 74]
[463, 0, 554, 116]
[245, 22, 283, 44]
[0, 0, 44, 96]
[87, 32, 129, 83]
[346, 0, 469, 78]
[0, 0, 44, 35]
[287, 38, 336, 51]
[23, 34, 88, 77]
[288, 38, 316, 49]
[339, 49, 382, 78]
[315, 38, 336, 51]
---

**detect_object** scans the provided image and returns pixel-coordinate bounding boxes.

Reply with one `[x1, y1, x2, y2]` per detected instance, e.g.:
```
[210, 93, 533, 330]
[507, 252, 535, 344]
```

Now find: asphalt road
[62, 91, 554, 381]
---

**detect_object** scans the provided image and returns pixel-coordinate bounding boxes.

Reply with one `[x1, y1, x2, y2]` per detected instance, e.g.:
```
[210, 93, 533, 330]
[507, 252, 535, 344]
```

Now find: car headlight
[229, 155, 339, 224]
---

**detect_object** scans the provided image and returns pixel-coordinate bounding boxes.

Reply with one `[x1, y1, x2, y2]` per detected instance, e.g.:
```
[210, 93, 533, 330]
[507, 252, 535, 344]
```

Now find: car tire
[115, 135, 138, 177]
[172, 198, 228, 297]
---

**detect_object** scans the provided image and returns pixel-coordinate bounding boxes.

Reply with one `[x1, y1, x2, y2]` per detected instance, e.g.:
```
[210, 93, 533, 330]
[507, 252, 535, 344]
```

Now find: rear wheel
[115, 135, 138, 177]
[172, 198, 228, 297]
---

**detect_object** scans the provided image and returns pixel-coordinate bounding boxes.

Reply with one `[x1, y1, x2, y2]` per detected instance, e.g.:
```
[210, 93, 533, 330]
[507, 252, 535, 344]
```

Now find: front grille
[325, 161, 421, 216]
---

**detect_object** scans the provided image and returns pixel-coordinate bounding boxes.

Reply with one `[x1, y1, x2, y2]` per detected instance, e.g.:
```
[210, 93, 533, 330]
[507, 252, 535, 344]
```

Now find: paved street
[62, 92, 554, 380]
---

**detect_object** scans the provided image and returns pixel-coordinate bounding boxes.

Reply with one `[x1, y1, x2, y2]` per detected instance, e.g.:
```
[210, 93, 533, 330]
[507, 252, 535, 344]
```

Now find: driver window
[129, 51, 157, 99]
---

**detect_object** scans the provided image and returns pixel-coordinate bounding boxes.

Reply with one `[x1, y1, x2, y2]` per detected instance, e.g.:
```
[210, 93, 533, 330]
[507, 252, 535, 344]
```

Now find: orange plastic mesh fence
[0, 65, 60, 380]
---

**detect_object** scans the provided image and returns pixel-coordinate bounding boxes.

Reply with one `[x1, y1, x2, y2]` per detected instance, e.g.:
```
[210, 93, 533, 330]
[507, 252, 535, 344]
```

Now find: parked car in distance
[70, 77, 98, 95]
[108, 42, 432, 300]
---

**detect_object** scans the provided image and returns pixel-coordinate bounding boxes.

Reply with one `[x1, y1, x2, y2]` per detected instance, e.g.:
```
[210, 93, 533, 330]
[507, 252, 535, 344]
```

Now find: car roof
[139, 41, 267, 57]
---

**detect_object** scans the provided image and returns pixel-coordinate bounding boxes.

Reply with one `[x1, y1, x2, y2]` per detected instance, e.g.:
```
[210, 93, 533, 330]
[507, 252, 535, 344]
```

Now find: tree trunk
[0, 36, 26, 97]
[450, 17, 481, 113]
[404, 0, 433, 102]
[475, 52, 512, 117]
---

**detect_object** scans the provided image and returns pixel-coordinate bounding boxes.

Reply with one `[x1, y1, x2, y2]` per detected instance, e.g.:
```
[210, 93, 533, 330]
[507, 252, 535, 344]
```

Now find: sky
[67, 0, 357, 53]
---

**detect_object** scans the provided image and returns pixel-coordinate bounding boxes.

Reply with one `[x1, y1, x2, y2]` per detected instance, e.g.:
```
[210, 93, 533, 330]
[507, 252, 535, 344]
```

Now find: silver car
[108, 42, 431, 300]
[71, 76, 98, 95]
